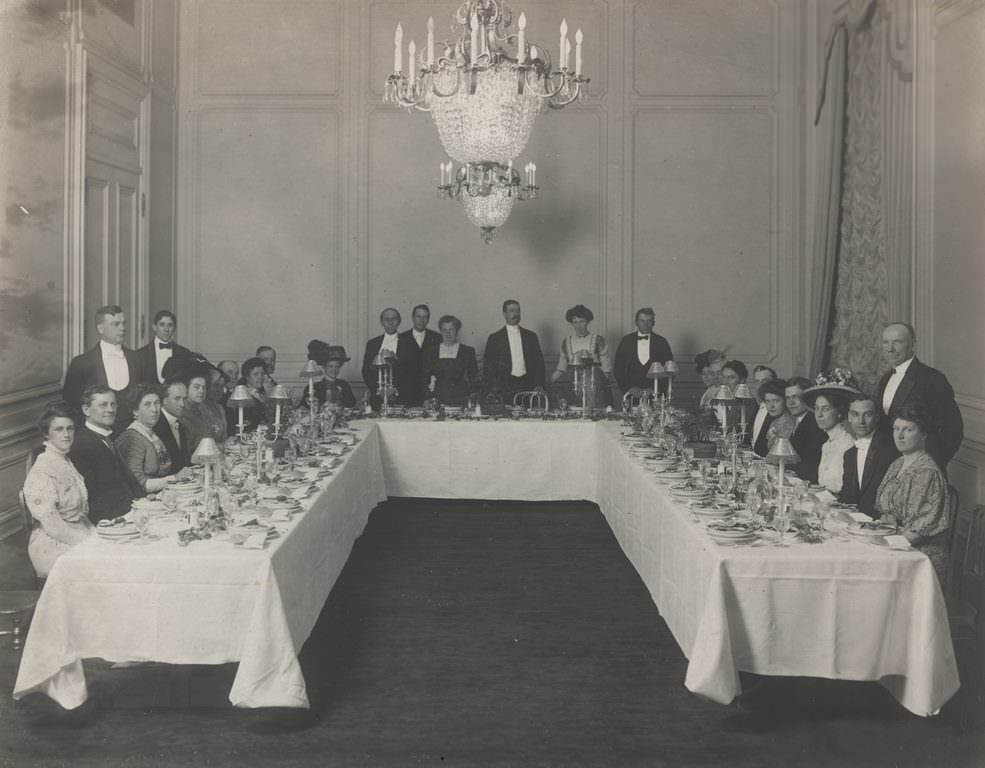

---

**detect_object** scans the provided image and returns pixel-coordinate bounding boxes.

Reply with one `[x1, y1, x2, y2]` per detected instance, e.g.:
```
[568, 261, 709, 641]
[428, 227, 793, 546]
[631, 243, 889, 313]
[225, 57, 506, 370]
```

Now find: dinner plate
[672, 488, 711, 499]
[706, 530, 758, 545]
[97, 526, 140, 539]
[845, 524, 895, 540]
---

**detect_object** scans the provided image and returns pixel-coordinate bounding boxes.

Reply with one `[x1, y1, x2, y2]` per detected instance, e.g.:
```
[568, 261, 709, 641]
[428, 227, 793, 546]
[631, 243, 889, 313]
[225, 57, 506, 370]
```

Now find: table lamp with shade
[710, 385, 735, 434]
[191, 437, 222, 497]
[226, 385, 254, 439]
[663, 360, 679, 401]
[645, 362, 666, 399]
[268, 384, 291, 437]
[766, 437, 800, 540]
[298, 360, 323, 419]
[733, 382, 755, 437]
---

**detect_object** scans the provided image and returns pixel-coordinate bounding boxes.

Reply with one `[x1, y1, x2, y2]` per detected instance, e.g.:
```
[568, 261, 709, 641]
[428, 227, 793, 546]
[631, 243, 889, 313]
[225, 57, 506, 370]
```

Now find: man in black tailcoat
[612, 307, 674, 399]
[483, 299, 546, 404]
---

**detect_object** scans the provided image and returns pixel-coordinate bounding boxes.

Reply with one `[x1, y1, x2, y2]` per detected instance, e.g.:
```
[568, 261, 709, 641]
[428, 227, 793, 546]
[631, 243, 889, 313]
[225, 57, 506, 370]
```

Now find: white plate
[97, 526, 140, 538]
[845, 525, 894, 540]
[707, 531, 757, 545]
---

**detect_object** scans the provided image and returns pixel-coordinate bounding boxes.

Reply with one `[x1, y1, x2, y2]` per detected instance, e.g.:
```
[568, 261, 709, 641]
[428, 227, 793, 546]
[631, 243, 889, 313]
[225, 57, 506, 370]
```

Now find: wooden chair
[0, 489, 41, 652]
[945, 498, 984, 724]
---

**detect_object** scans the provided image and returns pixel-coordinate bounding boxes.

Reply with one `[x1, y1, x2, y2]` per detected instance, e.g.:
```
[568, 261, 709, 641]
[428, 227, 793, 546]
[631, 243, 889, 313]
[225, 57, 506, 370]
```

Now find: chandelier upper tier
[384, 0, 589, 242]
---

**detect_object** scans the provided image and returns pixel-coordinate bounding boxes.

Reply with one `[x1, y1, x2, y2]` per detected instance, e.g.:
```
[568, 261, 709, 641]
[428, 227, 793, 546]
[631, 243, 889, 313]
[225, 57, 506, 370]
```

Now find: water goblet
[132, 507, 150, 541]
[161, 488, 178, 516]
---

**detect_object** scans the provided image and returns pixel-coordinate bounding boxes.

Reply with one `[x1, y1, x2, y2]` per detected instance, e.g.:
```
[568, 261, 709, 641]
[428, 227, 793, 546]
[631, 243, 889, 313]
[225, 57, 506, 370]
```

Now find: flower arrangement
[813, 368, 861, 390]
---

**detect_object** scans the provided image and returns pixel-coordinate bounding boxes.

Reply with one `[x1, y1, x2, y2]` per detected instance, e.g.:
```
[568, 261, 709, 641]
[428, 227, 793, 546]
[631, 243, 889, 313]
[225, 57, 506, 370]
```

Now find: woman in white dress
[802, 376, 861, 493]
[550, 305, 612, 408]
[22, 401, 94, 577]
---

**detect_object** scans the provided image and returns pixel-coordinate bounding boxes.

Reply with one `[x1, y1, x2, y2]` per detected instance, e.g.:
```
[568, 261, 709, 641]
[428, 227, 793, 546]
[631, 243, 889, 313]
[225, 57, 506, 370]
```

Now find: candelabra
[569, 349, 599, 417]
[371, 351, 398, 416]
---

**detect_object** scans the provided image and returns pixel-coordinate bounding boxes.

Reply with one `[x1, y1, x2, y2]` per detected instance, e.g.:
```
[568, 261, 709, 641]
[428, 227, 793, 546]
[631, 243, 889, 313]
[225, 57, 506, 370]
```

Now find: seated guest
[876, 405, 951, 584]
[362, 308, 420, 408]
[227, 357, 269, 431]
[721, 359, 753, 435]
[155, 378, 190, 472]
[182, 364, 229, 449]
[62, 305, 139, 433]
[423, 315, 479, 406]
[550, 305, 612, 408]
[68, 385, 144, 523]
[256, 345, 279, 392]
[302, 341, 357, 408]
[786, 376, 825, 484]
[840, 394, 897, 518]
[135, 310, 192, 384]
[217, 360, 239, 404]
[22, 401, 95, 577]
[760, 379, 796, 456]
[612, 307, 673, 399]
[802, 376, 860, 494]
[483, 300, 547, 403]
[115, 384, 184, 493]
[695, 349, 727, 409]
[749, 365, 778, 451]
[399, 304, 442, 407]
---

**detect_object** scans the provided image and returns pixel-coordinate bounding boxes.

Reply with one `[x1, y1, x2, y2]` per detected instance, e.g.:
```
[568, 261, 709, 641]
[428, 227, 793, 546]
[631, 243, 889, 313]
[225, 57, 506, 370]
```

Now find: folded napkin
[240, 532, 268, 549]
[848, 512, 873, 524]
[290, 487, 311, 500]
[884, 534, 912, 550]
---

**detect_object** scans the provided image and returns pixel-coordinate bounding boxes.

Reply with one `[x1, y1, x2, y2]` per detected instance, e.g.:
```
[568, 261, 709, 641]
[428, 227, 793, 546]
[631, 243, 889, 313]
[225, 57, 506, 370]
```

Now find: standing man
[361, 308, 419, 408]
[136, 310, 192, 384]
[62, 305, 140, 433]
[155, 378, 190, 472]
[68, 385, 144, 523]
[483, 299, 546, 403]
[877, 322, 963, 471]
[612, 307, 674, 398]
[839, 394, 896, 518]
[399, 303, 442, 406]
[785, 376, 826, 484]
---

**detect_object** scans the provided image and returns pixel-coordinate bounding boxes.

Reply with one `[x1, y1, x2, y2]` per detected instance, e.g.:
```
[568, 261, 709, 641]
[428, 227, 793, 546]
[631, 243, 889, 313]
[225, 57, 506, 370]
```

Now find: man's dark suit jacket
[69, 425, 144, 523]
[482, 326, 546, 397]
[752, 412, 775, 457]
[875, 357, 964, 469]
[790, 412, 826, 484]
[397, 328, 442, 406]
[839, 441, 897, 519]
[612, 332, 674, 396]
[62, 344, 141, 413]
[135, 339, 193, 384]
[154, 413, 190, 472]
[362, 333, 422, 407]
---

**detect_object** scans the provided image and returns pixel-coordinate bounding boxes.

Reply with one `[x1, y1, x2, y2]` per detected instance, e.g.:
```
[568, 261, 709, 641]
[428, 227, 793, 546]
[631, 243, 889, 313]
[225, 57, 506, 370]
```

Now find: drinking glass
[132, 508, 150, 540]
[161, 488, 178, 516]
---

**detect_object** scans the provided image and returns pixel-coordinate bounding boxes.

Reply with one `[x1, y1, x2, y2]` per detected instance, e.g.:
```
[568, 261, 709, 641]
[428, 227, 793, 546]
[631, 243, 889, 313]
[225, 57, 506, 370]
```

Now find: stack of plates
[705, 519, 760, 545]
[258, 499, 301, 515]
[844, 523, 895, 542]
[97, 522, 140, 541]
[132, 498, 165, 515]
[690, 501, 735, 519]
[170, 479, 202, 495]
[671, 484, 711, 500]
[655, 469, 690, 483]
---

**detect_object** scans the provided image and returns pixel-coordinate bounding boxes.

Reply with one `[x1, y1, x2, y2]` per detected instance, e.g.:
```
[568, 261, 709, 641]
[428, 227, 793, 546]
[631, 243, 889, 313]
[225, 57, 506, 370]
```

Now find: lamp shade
[710, 385, 735, 404]
[733, 383, 754, 401]
[766, 437, 801, 464]
[226, 384, 254, 407]
[299, 359, 322, 378]
[371, 351, 396, 368]
[664, 360, 679, 376]
[268, 384, 291, 402]
[646, 362, 666, 379]
[191, 437, 222, 465]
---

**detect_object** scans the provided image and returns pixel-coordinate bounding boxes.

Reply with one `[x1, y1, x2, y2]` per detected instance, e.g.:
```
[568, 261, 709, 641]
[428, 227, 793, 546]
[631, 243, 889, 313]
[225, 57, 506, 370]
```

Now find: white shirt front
[99, 340, 130, 391]
[882, 356, 914, 413]
[380, 332, 399, 355]
[751, 403, 769, 444]
[412, 329, 426, 348]
[154, 338, 173, 382]
[637, 334, 650, 366]
[506, 325, 526, 377]
[162, 409, 182, 450]
[855, 436, 872, 485]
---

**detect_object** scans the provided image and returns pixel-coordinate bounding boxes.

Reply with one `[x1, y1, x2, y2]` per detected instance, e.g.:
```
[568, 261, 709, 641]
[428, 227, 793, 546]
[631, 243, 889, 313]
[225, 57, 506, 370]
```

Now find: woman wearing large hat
[302, 341, 356, 409]
[802, 370, 862, 494]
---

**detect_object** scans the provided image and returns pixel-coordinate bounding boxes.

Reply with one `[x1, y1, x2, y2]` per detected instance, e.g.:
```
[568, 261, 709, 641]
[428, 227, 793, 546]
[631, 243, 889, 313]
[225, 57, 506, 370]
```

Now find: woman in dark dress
[422, 315, 478, 407]
[226, 356, 270, 432]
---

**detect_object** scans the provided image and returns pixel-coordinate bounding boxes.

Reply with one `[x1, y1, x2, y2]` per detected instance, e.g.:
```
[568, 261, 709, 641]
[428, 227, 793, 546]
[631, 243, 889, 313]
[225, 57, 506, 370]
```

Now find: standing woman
[22, 401, 94, 577]
[875, 404, 951, 584]
[116, 383, 182, 494]
[550, 305, 613, 408]
[182, 364, 229, 450]
[422, 315, 479, 406]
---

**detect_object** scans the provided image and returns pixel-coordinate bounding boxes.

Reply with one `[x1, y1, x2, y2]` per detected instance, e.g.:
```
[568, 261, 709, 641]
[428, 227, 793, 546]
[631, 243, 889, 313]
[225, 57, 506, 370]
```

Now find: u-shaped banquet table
[13, 420, 959, 716]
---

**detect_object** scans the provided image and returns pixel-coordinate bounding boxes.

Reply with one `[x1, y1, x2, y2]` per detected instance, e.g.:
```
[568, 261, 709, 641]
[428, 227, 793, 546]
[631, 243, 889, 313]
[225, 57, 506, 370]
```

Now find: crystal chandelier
[385, 0, 588, 242]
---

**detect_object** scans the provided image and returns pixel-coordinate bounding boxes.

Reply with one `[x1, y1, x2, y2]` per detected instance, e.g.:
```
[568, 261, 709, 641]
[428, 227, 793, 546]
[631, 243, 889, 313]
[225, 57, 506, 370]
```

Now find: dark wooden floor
[1, 499, 982, 767]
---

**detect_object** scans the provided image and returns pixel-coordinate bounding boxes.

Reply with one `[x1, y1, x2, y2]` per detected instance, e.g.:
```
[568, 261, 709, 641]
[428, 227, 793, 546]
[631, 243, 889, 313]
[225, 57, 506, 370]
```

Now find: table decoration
[766, 437, 800, 543]
[226, 385, 254, 439]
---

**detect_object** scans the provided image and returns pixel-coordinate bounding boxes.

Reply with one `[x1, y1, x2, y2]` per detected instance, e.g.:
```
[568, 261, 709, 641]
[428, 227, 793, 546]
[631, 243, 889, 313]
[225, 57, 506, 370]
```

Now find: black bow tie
[158, 342, 172, 349]
[637, 335, 650, 341]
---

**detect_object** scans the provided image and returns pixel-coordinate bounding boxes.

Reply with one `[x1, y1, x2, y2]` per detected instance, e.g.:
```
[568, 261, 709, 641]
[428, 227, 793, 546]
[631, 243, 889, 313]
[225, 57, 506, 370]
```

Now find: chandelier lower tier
[384, 0, 588, 242]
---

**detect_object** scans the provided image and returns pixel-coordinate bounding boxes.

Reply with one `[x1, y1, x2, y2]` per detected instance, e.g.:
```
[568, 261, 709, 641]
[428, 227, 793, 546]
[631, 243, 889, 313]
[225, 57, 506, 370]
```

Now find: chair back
[17, 491, 33, 538]
[948, 502, 985, 607]
[512, 391, 548, 411]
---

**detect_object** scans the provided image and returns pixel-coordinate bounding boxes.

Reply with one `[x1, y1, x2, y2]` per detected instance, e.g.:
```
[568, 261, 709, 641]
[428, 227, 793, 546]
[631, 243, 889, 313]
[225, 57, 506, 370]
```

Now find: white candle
[427, 16, 435, 66]
[565, 39, 571, 72]
[394, 24, 403, 73]
[237, 406, 245, 434]
[274, 403, 282, 434]
[667, 375, 673, 401]
[531, 163, 536, 185]
[308, 377, 314, 405]
[204, 462, 212, 492]
[517, 12, 526, 63]
[408, 40, 416, 77]
[439, 162, 445, 185]
[470, 12, 479, 65]
[559, 19, 568, 69]
[575, 29, 583, 76]
[530, 45, 539, 62]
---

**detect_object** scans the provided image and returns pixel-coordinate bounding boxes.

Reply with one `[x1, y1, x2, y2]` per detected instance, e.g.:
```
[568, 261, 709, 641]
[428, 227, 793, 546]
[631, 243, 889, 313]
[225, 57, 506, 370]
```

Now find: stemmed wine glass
[161, 488, 178, 516]
[132, 507, 151, 541]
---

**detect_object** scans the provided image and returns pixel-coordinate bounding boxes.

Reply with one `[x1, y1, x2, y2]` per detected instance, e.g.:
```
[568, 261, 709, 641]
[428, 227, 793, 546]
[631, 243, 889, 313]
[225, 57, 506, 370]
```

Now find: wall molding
[934, 0, 985, 28]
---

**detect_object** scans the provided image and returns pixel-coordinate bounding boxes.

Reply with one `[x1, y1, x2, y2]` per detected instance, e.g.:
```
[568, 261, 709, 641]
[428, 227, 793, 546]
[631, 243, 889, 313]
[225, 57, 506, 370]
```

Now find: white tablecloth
[13, 424, 387, 709]
[14, 420, 959, 716]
